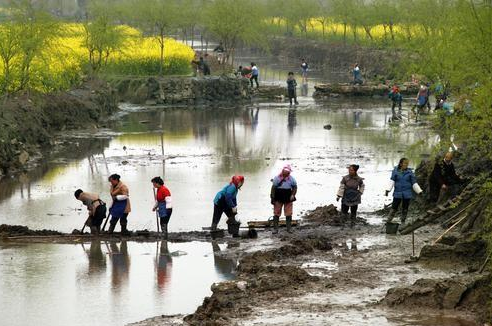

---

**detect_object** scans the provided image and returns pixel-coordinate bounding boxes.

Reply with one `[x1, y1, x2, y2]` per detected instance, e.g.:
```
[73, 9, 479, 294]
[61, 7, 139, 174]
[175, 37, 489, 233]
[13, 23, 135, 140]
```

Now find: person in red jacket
[152, 177, 173, 237]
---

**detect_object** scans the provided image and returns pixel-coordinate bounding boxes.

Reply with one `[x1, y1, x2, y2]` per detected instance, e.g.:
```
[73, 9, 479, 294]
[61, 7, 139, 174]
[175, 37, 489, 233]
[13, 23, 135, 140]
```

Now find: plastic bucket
[385, 222, 400, 235]
[227, 221, 241, 236]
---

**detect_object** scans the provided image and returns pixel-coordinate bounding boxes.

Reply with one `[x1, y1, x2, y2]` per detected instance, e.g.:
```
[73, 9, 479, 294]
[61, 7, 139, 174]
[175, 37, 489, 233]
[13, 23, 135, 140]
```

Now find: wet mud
[129, 210, 484, 326]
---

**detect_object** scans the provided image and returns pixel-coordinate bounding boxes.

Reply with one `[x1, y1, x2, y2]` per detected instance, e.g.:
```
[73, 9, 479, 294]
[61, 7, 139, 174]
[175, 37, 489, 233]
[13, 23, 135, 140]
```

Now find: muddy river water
[0, 92, 441, 326]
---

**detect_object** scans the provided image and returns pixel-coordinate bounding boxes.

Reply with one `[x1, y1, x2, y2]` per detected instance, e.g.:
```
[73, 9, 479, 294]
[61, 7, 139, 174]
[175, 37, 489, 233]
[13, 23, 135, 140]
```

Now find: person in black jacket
[429, 152, 462, 203]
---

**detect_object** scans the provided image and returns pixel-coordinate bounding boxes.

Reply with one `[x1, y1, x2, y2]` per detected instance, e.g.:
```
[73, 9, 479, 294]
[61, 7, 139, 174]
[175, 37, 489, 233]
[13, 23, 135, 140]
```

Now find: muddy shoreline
[126, 208, 487, 326]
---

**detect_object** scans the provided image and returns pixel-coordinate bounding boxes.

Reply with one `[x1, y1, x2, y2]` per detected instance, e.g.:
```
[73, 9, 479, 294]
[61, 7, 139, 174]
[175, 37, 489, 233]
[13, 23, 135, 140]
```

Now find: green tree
[204, 0, 266, 65]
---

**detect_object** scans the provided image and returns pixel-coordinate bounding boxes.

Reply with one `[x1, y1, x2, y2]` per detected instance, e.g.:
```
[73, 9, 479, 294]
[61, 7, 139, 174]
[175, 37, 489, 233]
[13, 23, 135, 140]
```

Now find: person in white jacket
[385, 158, 423, 223]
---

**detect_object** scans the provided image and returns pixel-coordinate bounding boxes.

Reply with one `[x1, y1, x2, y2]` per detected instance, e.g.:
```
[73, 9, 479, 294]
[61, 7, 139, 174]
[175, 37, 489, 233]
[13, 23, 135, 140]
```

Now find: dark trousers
[160, 209, 173, 225]
[391, 101, 402, 116]
[250, 75, 259, 88]
[392, 198, 410, 211]
[111, 213, 128, 225]
[91, 204, 106, 228]
[212, 204, 234, 225]
[341, 204, 358, 218]
[288, 89, 297, 104]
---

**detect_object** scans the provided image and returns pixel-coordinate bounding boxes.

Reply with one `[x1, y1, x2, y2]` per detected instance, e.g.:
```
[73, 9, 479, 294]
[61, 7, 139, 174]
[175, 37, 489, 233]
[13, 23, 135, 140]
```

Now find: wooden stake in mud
[412, 231, 415, 257]
[153, 187, 161, 233]
[101, 212, 111, 232]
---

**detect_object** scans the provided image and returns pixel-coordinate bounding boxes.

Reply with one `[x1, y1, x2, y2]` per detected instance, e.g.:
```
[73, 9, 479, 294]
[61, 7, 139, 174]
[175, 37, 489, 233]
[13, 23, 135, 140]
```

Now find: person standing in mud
[389, 85, 403, 120]
[385, 158, 423, 223]
[108, 174, 131, 235]
[428, 152, 462, 204]
[336, 164, 364, 227]
[74, 189, 107, 235]
[353, 63, 363, 85]
[211, 175, 244, 237]
[286, 72, 299, 106]
[300, 58, 308, 82]
[250, 62, 259, 88]
[270, 164, 297, 234]
[152, 177, 173, 238]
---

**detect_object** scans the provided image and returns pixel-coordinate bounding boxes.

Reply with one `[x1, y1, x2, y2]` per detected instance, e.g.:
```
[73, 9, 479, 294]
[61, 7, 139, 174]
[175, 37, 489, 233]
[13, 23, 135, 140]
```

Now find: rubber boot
[108, 222, 116, 234]
[121, 222, 131, 236]
[286, 216, 293, 233]
[160, 222, 168, 239]
[211, 223, 218, 232]
[350, 212, 356, 228]
[90, 226, 99, 235]
[401, 210, 408, 224]
[386, 209, 396, 223]
[272, 215, 279, 234]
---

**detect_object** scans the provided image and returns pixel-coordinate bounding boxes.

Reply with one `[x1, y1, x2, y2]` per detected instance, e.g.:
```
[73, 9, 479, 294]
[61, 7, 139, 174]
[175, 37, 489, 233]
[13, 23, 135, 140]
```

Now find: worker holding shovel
[108, 174, 131, 236]
[211, 175, 244, 237]
[74, 189, 107, 235]
[152, 176, 173, 238]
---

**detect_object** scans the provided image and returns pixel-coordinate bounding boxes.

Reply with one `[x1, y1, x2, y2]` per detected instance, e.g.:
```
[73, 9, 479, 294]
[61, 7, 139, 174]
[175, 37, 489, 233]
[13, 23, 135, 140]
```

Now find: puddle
[0, 241, 235, 326]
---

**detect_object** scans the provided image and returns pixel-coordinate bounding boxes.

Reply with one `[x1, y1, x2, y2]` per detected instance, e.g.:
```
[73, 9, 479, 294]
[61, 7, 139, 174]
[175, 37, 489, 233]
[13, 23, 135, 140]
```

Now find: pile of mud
[0, 224, 63, 237]
[303, 204, 367, 226]
[383, 274, 491, 320]
[183, 236, 332, 325]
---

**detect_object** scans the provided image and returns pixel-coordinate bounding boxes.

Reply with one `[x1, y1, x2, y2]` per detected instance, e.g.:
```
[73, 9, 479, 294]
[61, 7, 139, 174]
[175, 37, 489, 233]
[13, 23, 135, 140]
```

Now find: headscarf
[279, 164, 292, 178]
[231, 175, 245, 187]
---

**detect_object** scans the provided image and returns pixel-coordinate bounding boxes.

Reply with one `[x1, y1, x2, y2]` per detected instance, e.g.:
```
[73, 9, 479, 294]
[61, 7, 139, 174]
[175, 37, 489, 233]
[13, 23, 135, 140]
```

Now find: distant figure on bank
[389, 85, 403, 120]
[211, 175, 245, 237]
[385, 158, 423, 224]
[300, 58, 308, 82]
[108, 174, 131, 235]
[270, 164, 297, 234]
[213, 42, 225, 64]
[74, 189, 107, 234]
[428, 152, 462, 203]
[200, 56, 211, 76]
[152, 177, 173, 238]
[286, 72, 299, 106]
[353, 63, 363, 85]
[415, 84, 431, 113]
[337, 164, 364, 227]
[250, 62, 259, 88]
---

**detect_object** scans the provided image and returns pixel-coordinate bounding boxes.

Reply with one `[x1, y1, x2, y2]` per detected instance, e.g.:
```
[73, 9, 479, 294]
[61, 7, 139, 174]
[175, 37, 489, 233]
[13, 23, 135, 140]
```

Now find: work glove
[290, 195, 296, 202]
[336, 196, 341, 202]
[231, 207, 238, 214]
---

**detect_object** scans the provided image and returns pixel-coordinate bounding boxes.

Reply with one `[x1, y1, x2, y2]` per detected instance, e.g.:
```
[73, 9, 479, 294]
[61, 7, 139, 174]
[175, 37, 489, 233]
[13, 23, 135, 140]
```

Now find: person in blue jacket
[385, 158, 423, 223]
[211, 175, 245, 236]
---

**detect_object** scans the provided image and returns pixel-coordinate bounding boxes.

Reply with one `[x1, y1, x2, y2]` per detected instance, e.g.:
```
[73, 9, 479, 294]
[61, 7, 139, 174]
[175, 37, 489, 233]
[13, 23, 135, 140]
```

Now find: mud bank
[130, 206, 485, 326]
[0, 80, 118, 177]
[0, 224, 217, 244]
[313, 82, 420, 98]
[108, 76, 251, 106]
[268, 38, 400, 83]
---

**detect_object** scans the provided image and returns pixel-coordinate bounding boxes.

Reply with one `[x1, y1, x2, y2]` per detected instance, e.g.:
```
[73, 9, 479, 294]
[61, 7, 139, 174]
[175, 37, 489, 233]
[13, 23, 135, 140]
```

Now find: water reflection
[211, 241, 237, 280]
[109, 240, 131, 289]
[0, 103, 433, 232]
[0, 241, 236, 326]
[156, 241, 173, 291]
[287, 108, 297, 134]
[83, 240, 106, 275]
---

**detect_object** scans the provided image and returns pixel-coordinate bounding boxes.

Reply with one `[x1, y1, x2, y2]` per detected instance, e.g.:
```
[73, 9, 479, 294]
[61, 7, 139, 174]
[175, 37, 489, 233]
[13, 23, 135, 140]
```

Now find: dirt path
[129, 214, 483, 326]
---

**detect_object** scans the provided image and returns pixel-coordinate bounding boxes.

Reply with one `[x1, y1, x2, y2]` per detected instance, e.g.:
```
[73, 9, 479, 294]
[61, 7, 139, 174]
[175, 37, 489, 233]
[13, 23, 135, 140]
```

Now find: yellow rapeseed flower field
[0, 23, 195, 92]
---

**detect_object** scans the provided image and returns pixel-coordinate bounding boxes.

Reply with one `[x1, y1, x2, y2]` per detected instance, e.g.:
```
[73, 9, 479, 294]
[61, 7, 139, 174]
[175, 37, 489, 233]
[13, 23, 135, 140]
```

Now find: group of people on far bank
[74, 151, 462, 238]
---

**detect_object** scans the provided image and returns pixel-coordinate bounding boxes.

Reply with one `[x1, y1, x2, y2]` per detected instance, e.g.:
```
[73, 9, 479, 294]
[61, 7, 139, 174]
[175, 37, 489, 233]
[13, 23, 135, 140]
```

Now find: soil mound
[0, 224, 62, 237]
[382, 274, 491, 319]
[303, 204, 367, 226]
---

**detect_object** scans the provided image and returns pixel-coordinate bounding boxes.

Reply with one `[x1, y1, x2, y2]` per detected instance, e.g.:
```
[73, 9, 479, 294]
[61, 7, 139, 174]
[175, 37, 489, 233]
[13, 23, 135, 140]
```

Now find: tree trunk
[363, 26, 373, 40]
[159, 32, 165, 76]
